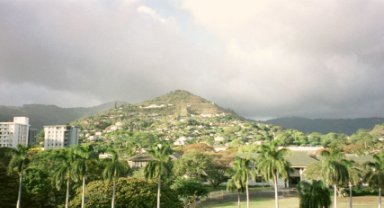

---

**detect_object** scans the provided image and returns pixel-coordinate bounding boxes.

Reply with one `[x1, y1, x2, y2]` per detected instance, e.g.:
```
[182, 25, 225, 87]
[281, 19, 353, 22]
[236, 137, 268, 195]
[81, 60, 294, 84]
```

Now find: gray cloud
[1, 0, 384, 119]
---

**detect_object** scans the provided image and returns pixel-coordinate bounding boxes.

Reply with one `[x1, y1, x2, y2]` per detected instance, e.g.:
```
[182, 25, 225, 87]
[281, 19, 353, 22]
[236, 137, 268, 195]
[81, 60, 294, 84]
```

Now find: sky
[1, 0, 384, 119]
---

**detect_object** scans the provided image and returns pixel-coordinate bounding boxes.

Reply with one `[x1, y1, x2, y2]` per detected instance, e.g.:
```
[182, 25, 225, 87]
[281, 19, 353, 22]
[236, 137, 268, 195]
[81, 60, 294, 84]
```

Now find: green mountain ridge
[0, 102, 126, 129]
[266, 116, 384, 135]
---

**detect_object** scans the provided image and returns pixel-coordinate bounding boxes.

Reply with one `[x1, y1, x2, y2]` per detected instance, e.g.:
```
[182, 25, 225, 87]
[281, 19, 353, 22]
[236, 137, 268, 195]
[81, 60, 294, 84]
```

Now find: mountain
[141, 90, 237, 117]
[74, 90, 278, 144]
[0, 102, 124, 130]
[3, 90, 383, 138]
[266, 116, 384, 135]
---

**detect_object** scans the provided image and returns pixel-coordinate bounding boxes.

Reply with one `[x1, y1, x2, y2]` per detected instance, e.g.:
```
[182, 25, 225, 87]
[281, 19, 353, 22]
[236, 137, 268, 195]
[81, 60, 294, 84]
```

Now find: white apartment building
[0, 117, 30, 148]
[44, 125, 79, 150]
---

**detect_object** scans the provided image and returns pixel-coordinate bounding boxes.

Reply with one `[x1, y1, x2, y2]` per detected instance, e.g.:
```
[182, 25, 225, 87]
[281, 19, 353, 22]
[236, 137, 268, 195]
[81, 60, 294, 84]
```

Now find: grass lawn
[200, 194, 380, 208]
[200, 196, 299, 208]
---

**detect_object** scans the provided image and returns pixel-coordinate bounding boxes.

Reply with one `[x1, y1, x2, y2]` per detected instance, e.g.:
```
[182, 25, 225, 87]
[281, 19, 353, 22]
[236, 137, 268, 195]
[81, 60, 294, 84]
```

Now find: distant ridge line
[266, 116, 384, 135]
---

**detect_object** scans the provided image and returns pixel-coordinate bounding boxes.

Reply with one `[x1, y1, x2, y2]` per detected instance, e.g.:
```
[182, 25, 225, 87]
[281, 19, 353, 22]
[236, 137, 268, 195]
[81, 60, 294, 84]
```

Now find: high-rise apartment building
[28, 128, 38, 146]
[0, 117, 30, 148]
[44, 125, 79, 150]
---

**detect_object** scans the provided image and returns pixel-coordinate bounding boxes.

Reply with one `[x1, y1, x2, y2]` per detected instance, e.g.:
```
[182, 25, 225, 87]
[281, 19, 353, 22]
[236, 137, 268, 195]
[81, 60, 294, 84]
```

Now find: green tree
[103, 150, 129, 208]
[73, 145, 98, 208]
[144, 143, 173, 208]
[318, 149, 349, 208]
[307, 132, 322, 146]
[70, 178, 182, 208]
[229, 157, 256, 208]
[52, 147, 77, 208]
[0, 147, 18, 208]
[257, 142, 291, 208]
[364, 152, 384, 208]
[321, 133, 347, 148]
[297, 180, 331, 208]
[26, 148, 72, 207]
[174, 150, 211, 180]
[22, 168, 53, 207]
[170, 178, 208, 208]
[274, 131, 294, 146]
[349, 129, 375, 153]
[205, 164, 228, 189]
[7, 145, 29, 208]
[226, 172, 245, 208]
[344, 160, 362, 208]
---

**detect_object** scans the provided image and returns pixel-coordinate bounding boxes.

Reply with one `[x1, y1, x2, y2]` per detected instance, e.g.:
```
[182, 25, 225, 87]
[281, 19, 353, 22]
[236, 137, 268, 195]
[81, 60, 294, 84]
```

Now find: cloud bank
[1, 0, 384, 118]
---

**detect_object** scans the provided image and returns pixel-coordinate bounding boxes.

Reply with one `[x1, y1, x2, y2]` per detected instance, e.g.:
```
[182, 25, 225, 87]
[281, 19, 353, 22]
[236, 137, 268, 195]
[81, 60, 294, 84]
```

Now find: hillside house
[127, 153, 179, 168]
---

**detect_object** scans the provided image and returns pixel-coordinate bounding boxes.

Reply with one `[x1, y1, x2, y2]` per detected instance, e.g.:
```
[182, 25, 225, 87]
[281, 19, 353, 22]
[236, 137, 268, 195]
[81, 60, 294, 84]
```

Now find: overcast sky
[1, 0, 384, 119]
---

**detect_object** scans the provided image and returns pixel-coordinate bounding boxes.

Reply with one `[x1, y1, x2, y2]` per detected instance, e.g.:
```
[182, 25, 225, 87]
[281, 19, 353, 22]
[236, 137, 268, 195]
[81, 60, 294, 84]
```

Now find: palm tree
[344, 160, 362, 208]
[319, 149, 349, 208]
[364, 152, 384, 208]
[73, 145, 98, 208]
[256, 142, 291, 208]
[52, 147, 77, 208]
[226, 167, 246, 208]
[297, 180, 331, 208]
[103, 150, 129, 208]
[7, 145, 29, 208]
[229, 157, 256, 208]
[144, 143, 173, 208]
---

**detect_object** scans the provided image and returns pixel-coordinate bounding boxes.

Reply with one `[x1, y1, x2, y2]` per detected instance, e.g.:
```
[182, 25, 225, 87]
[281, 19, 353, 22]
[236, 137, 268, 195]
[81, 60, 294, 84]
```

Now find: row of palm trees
[226, 142, 290, 208]
[7, 143, 171, 208]
[310, 149, 384, 208]
[7, 142, 384, 208]
[226, 143, 384, 208]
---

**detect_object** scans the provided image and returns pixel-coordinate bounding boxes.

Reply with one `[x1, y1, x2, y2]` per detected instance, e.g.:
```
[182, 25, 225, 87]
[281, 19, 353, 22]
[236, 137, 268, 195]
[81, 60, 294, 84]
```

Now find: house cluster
[0, 117, 79, 150]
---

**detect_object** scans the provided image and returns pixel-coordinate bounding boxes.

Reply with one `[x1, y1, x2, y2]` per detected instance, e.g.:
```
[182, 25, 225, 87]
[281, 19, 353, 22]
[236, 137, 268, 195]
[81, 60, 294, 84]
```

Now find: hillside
[142, 90, 237, 117]
[0, 102, 122, 129]
[266, 117, 384, 135]
[74, 90, 280, 145]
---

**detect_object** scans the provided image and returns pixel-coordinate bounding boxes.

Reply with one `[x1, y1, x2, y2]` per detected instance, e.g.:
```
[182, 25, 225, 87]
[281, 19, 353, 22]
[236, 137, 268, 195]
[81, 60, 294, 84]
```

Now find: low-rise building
[0, 117, 30, 148]
[44, 125, 79, 150]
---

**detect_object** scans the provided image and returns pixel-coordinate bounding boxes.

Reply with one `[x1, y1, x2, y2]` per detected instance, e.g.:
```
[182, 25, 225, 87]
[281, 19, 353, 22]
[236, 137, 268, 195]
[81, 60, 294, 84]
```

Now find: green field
[199, 192, 380, 208]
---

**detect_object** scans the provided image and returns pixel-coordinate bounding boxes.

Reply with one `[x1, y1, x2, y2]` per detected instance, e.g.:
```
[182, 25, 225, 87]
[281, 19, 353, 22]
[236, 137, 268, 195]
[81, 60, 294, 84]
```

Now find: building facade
[0, 117, 30, 148]
[44, 125, 79, 150]
[28, 128, 38, 146]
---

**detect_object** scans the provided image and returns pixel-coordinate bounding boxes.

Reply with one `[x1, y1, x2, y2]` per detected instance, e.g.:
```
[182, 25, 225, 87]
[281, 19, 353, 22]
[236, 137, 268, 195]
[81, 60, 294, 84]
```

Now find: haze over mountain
[0, 102, 123, 130]
[266, 117, 384, 135]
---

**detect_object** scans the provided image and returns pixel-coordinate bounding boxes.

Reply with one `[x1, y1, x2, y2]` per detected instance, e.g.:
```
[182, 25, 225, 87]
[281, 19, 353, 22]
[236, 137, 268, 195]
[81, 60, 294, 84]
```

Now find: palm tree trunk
[237, 191, 240, 208]
[157, 176, 161, 208]
[349, 183, 352, 208]
[16, 173, 22, 208]
[81, 176, 86, 208]
[379, 187, 382, 208]
[274, 174, 279, 208]
[65, 178, 70, 208]
[333, 184, 337, 208]
[111, 178, 116, 208]
[246, 180, 249, 208]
